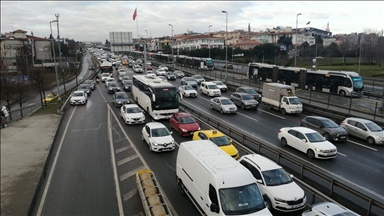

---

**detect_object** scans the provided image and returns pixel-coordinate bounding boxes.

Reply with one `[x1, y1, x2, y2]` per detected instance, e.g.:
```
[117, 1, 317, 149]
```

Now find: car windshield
[184, 85, 194, 90]
[365, 122, 383, 132]
[305, 132, 326, 142]
[109, 83, 117, 87]
[221, 99, 233, 105]
[289, 97, 301, 105]
[243, 88, 256, 94]
[215, 81, 224, 85]
[241, 94, 253, 100]
[208, 85, 218, 89]
[210, 136, 231, 146]
[126, 107, 141, 114]
[261, 168, 292, 186]
[186, 78, 195, 81]
[116, 94, 129, 99]
[194, 75, 202, 79]
[179, 116, 196, 124]
[151, 128, 170, 137]
[102, 73, 109, 77]
[73, 92, 83, 97]
[321, 119, 339, 128]
[219, 183, 265, 215]
[79, 85, 87, 89]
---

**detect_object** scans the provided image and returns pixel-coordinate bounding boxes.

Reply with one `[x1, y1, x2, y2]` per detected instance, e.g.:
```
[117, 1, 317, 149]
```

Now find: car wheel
[281, 108, 286, 115]
[307, 149, 315, 159]
[220, 109, 224, 114]
[323, 133, 330, 141]
[241, 104, 246, 110]
[367, 137, 376, 145]
[141, 134, 145, 142]
[149, 143, 152, 152]
[264, 196, 273, 210]
[281, 137, 287, 146]
[339, 90, 346, 97]
[179, 181, 187, 196]
[210, 104, 214, 110]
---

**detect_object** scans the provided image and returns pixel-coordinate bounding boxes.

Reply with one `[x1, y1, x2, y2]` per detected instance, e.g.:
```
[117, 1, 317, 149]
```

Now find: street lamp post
[168, 24, 173, 62]
[145, 30, 148, 38]
[222, 11, 228, 82]
[295, 13, 302, 67]
[262, 51, 265, 63]
[209, 25, 212, 58]
[55, 13, 66, 96]
[49, 20, 61, 102]
[231, 47, 234, 64]
[275, 49, 277, 65]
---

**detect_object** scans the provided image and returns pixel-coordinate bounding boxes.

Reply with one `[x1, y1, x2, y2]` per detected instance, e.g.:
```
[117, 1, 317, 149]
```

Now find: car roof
[175, 112, 192, 117]
[241, 154, 281, 171]
[214, 96, 230, 100]
[196, 130, 225, 137]
[344, 117, 374, 124]
[123, 104, 139, 108]
[238, 86, 253, 89]
[305, 116, 334, 121]
[285, 126, 318, 133]
[73, 91, 84, 94]
[233, 92, 250, 96]
[146, 122, 167, 129]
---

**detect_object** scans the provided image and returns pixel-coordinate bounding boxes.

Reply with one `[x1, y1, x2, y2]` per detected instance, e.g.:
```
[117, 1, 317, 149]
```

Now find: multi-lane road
[31, 53, 384, 216]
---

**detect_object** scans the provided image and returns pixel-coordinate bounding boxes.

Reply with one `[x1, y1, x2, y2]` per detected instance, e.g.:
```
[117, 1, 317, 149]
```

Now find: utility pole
[56, 13, 66, 96]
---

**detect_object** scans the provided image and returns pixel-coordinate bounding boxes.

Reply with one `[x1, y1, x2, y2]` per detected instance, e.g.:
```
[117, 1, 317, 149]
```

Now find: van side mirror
[285, 101, 289, 105]
[256, 179, 263, 184]
[210, 203, 220, 213]
[302, 139, 307, 142]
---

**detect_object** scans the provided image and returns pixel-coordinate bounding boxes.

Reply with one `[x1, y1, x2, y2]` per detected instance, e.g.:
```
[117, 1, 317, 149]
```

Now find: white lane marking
[258, 109, 286, 119]
[337, 152, 346, 157]
[37, 106, 77, 216]
[348, 139, 378, 151]
[123, 189, 138, 201]
[108, 105, 179, 216]
[236, 111, 258, 121]
[107, 106, 124, 216]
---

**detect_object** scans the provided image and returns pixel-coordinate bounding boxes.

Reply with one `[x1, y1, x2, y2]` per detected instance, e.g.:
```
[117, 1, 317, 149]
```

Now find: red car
[224, 64, 233, 69]
[146, 65, 152, 70]
[170, 112, 200, 136]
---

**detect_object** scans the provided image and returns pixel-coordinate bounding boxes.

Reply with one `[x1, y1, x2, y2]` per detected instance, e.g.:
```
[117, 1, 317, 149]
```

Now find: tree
[29, 66, 48, 108]
[338, 36, 352, 65]
[0, 73, 16, 119]
[13, 77, 32, 118]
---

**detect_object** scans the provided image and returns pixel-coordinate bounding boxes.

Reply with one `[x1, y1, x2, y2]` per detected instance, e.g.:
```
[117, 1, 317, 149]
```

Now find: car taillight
[278, 129, 282, 133]
[341, 121, 345, 125]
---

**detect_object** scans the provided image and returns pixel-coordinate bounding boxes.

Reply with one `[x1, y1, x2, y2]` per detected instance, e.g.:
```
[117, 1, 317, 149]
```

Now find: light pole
[222, 10, 228, 82]
[50, 20, 61, 102]
[275, 49, 277, 65]
[145, 30, 148, 38]
[231, 47, 234, 64]
[168, 24, 173, 61]
[295, 13, 302, 67]
[262, 51, 264, 63]
[209, 24, 212, 58]
[55, 13, 66, 96]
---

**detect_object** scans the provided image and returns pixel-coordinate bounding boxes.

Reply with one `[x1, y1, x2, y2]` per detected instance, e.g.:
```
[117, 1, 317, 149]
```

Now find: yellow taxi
[192, 130, 239, 159]
[122, 60, 128, 65]
[42, 93, 58, 103]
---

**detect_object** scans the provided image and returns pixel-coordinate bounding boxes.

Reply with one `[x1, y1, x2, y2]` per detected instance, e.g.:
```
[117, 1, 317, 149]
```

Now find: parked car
[165, 72, 176, 80]
[180, 77, 198, 88]
[192, 130, 239, 159]
[122, 80, 133, 91]
[178, 85, 197, 98]
[142, 122, 175, 152]
[120, 104, 145, 125]
[42, 93, 58, 103]
[169, 112, 200, 136]
[113, 92, 131, 107]
[300, 116, 348, 142]
[192, 74, 205, 84]
[340, 117, 384, 145]
[107, 82, 121, 94]
[77, 84, 91, 96]
[83, 80, 95, 90]
[230, 92, 259, 110]
[236, 86, 262, 102]
[173, 70, 185, 78]
[239, 154, 306, 212]
[278, 127, 338, 159]
[302, 202, 359, 216]
[200, 82, 221, 97]
[210, 97, 237, 114]
[70, 91, 87, 105]
[212, 80, 228, 92]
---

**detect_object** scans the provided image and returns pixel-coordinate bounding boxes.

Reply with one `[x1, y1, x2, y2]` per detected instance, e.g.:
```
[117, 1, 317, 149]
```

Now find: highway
[31, 53, 384, 216]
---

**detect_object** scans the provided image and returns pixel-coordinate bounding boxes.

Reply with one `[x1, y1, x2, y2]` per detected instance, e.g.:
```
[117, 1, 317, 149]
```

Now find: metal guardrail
[178, 102, 384, 216]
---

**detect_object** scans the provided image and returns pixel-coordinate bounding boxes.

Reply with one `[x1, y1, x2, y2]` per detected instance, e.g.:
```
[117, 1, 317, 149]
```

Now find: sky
[1, 1, 384, 43]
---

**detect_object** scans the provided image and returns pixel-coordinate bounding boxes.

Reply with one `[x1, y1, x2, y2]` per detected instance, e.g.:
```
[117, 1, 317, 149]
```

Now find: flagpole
[136, 7, 138, 39]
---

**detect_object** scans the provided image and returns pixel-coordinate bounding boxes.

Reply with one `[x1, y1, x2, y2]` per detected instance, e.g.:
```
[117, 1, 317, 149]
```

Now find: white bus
[132, 75, 179, 120]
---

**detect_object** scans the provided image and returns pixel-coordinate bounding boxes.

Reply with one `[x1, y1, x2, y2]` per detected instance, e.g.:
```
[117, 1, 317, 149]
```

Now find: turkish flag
[306, 21, 310, 25]
[133, 8, 137, 21]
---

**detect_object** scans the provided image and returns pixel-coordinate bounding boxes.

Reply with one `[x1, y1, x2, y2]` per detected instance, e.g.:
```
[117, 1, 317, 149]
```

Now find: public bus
[248, 62, 364, 97]
[132, 75, 179, 120]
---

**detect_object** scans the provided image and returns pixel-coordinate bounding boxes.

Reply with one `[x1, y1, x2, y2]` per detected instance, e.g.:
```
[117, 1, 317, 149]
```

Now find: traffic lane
[39, 91, 119, 215]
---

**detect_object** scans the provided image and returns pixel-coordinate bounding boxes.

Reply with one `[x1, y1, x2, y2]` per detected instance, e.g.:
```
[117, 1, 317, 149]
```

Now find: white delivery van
[176, 140, 272, 216]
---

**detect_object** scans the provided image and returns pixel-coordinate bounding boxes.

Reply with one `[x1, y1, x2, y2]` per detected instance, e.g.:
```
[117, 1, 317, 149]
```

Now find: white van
[176, 140, 272, 216]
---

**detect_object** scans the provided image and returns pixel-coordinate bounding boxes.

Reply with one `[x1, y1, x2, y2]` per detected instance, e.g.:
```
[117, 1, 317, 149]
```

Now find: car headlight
[118, 101, 122, 104]
[198, 127, 201, 130]
[152, 142, 158, 146]
[181, 128, 187, 132]
[171, 140, 175, 144]
[274, 197, 286, 203]
[117, 87, 120, 90]
[315, 148, 323, 152]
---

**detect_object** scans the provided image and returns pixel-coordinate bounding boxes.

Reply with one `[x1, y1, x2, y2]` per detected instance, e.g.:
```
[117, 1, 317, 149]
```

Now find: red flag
[133, 7, 137, 21]
[306, 21, 310, 25]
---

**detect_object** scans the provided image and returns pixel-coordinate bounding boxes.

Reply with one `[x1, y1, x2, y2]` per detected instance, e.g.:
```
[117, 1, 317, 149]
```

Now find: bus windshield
[153, 87, 178, 110]
[351, 76, 363, 91]
[206, 60, 214, 67]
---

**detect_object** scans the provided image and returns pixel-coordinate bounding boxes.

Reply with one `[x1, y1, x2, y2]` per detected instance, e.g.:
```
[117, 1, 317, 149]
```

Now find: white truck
[261, 83, 302, 115]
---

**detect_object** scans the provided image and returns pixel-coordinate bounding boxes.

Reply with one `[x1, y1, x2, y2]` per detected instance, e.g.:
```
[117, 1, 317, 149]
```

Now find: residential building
[173, 34, 224, 51]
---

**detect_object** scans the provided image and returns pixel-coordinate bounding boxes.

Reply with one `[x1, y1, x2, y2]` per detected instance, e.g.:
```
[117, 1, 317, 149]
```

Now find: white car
[70, 91, 87, 105]
[156, 69, 166, 76]
[142, 122, 175, 152]
[120, 104, 145, 125]
[101, 73, 110, 82]
[146, 70, 156, 77]
[200, 81, 221, 97]
[159, 65, 168, 71]
[133, 65, 143, 73]
[178, 85, 197, 98]
[105, 78, 116, 87]
[239, 154, 306, 212]
[302, 202, 359, 216]
[278, 127, 337, 159]
[212, 80, 228, 92]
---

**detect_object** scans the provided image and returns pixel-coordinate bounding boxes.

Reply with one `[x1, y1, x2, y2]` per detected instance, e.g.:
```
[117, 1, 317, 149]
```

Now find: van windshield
[219, 183, 266, 215]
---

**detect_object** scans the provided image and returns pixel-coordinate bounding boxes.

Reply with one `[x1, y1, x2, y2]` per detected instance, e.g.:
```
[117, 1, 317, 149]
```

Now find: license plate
[340, 136, 346, 138]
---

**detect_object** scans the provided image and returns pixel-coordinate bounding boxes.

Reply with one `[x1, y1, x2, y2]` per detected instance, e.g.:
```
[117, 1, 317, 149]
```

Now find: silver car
[192, 75, 205, 84]
[113, 92, 131, 107]
[230, 92, 258, 110]
[340, 117, 384, 145]
[210, 97, 237, 114]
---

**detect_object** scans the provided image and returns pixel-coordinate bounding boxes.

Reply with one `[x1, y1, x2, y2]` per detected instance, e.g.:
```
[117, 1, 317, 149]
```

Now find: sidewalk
[1, 114, 61, 216]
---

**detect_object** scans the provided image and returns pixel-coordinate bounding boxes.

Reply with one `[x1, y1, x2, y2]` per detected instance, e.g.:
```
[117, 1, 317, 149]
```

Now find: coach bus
[132, 75, 179, 120]
[248, 62, 364, 97]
